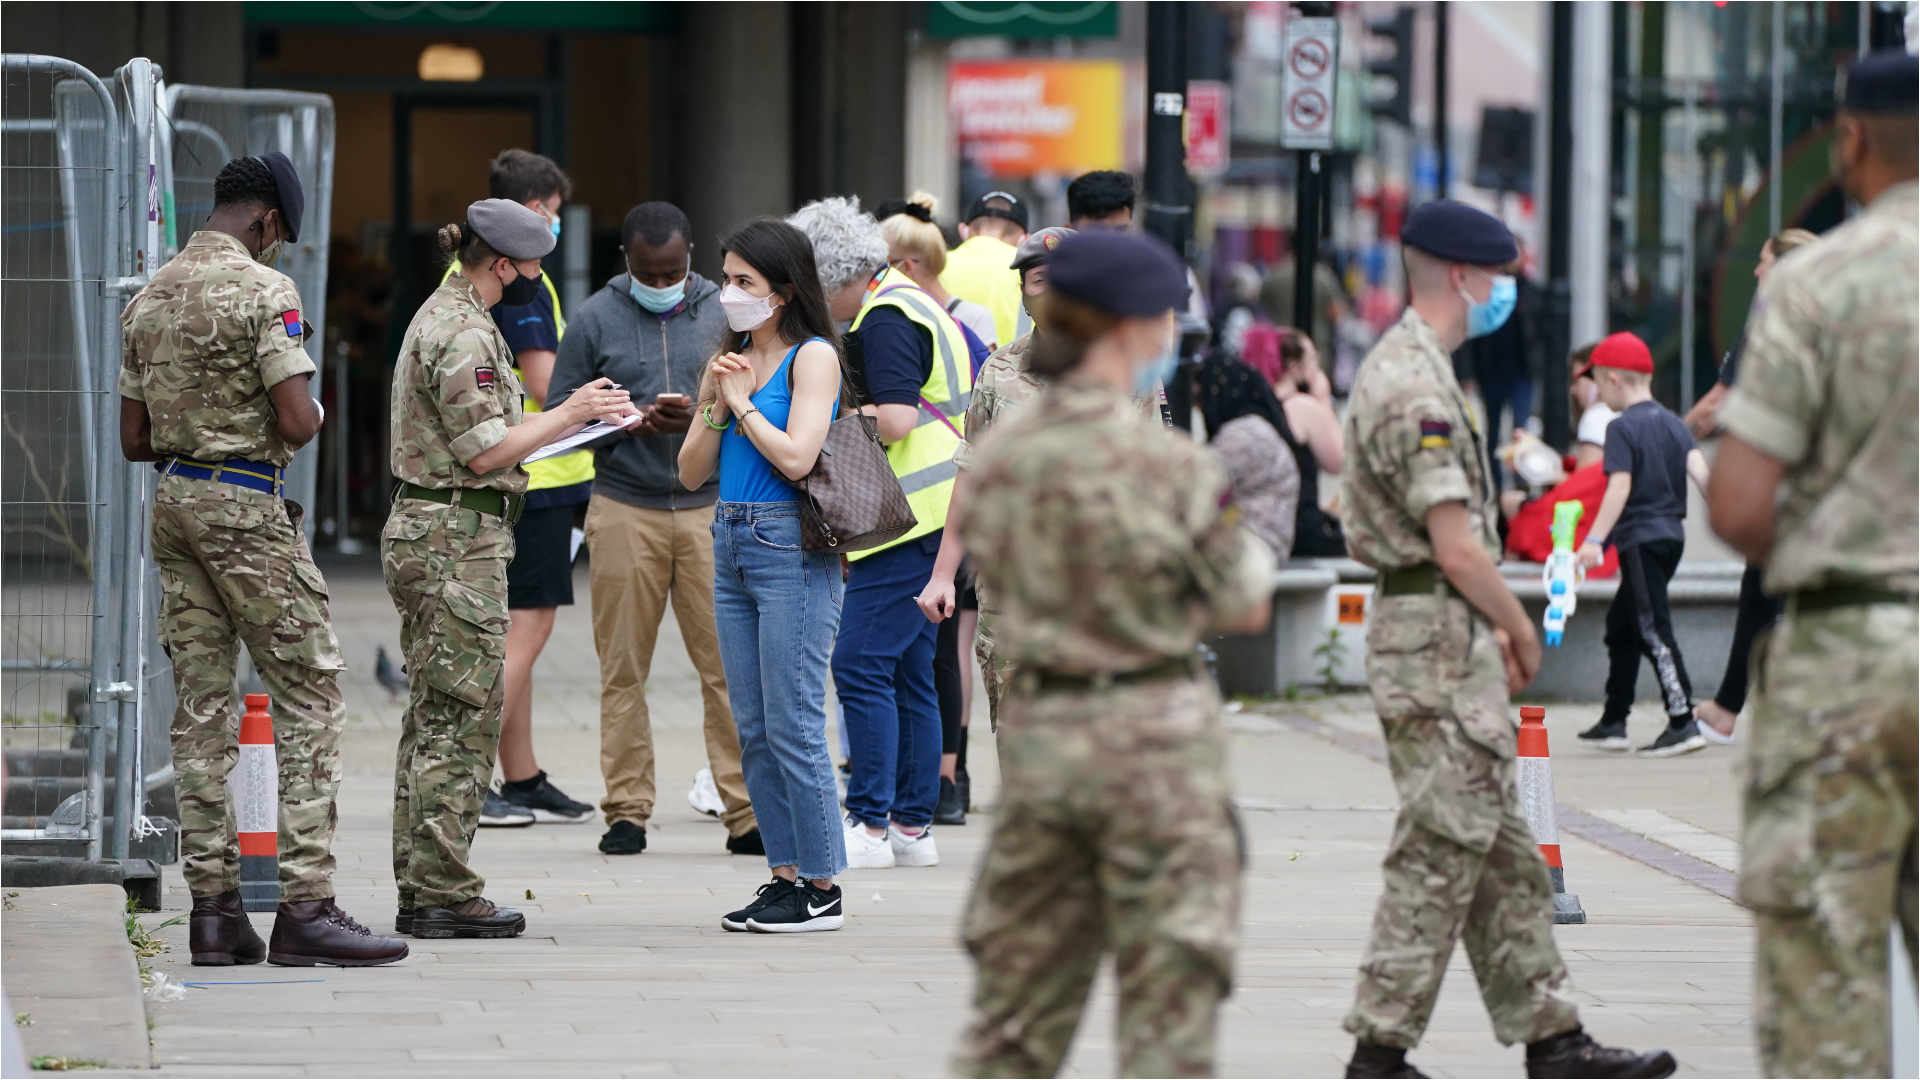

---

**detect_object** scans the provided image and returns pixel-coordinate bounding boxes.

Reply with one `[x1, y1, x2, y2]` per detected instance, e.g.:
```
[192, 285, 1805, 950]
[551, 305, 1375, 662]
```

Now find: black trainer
[725, 828, 765, 856]
[722, 876, 796, 932]
[411, 896, 526, 939]
[1526, 1028, 1676, 1078]
[499, 771, 595, 824]
[1577, 719, 1630, 752]
[1637, 719, 1707, 758]
[599, 819, 646, 855]
[479, 789, 535, 827]
[933, 776, 966, 826]
[746, 879, 843, 933]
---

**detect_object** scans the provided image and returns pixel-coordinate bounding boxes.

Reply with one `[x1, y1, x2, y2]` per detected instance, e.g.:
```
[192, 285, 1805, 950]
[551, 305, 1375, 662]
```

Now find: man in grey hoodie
[550, 202, 759, 857]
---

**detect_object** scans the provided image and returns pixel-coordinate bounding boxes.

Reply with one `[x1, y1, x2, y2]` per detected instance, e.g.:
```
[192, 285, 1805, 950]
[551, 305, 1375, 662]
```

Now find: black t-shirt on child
[1601, 399, 1695, 550]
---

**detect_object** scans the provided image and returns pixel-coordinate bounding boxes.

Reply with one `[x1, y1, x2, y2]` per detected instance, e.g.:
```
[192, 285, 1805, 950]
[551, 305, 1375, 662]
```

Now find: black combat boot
[267, 898, 410, 967]
[1525, 1028, 1676, 1078]
[411, 895, 527, 939]
[189, 888, 267, 966]
[1344, 1041, 1427, 1078]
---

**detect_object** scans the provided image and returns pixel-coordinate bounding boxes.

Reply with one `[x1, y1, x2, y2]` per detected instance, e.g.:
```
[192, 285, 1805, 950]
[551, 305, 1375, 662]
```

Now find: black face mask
[499, 266, 541, 307]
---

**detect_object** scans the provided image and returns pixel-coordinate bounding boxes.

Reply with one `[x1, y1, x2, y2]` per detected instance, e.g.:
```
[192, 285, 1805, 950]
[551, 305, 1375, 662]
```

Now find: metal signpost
[1282, 10, 1338, 347]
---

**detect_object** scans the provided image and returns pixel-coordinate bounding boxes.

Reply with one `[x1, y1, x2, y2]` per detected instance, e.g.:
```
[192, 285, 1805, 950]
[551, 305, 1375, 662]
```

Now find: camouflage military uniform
[1718, 179, 1918, 1078]
[118, 230, 346, 902]
[384, 274, 525, 911]
[956, 381, 1274, 1078]
[1338, 308, 1581, 1049]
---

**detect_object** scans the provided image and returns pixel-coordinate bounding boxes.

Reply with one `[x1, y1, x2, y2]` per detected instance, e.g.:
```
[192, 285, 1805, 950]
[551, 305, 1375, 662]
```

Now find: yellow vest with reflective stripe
[437, 263, 594, 492]
[846, 269, 973, 560]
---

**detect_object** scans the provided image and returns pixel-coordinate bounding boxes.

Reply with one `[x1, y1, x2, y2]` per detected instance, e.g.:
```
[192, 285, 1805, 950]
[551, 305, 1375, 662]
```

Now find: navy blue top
[491, 282, 561, 359]
[857, 306, 934, 407]
[718, 339, 839, 504]
[1602, 399, 1696, 550]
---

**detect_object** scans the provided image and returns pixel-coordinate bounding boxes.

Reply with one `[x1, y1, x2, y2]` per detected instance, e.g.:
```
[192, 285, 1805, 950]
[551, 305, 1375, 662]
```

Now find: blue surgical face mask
[1461, 272, 1517, 339]
[549, 215, 562, 239]
[1134, 333, 1180, 397]
[629, 260, 689, 313]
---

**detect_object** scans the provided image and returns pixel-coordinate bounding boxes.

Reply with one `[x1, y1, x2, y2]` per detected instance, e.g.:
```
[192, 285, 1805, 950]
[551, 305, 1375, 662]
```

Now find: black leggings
[1712, 563, 1781, 715]
[1603, 540, 1693, 727]
[933, 607, 967, 773]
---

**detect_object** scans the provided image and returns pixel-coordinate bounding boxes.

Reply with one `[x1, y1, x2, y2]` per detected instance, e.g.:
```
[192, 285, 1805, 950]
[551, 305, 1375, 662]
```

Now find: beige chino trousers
[584, 495, 755, 836]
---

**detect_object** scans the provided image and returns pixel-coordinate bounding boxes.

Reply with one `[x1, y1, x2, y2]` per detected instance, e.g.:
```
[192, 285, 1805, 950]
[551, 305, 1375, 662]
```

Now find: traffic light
[1366, 6, 1415, 127]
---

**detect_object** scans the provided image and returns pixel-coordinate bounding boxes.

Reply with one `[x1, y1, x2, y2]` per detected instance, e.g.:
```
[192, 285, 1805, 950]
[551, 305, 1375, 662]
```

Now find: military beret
[964, 189, 1029, 231]
[1841, 49, 1918, 114]
[1047, 231, 1188, 316]
[257, 151, 304, 243]
[1010, 226, 1076, 272]
[1400, 199, 1518, 266]
[467, 198, 556, 261]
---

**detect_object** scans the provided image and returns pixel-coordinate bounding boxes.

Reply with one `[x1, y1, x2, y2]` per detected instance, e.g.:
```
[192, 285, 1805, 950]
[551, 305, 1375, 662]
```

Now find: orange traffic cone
[1518, 705, 1586, 924]
[234, 693, 280, 912]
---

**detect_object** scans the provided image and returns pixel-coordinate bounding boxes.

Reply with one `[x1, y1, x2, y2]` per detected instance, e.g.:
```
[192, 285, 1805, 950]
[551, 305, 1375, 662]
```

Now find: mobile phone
[654, 393, 691, 407]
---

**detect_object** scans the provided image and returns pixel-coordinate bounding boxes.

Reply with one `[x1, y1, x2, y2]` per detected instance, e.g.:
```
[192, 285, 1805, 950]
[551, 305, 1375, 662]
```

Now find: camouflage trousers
[1347, 594, 1580, 1048]
[1742, 600, 1918, 1078]
[150, 475, 345, 902]
[972, 586, 1015, 731]
[955, 675, 1241, 1079]
[382, 501, 514, 910]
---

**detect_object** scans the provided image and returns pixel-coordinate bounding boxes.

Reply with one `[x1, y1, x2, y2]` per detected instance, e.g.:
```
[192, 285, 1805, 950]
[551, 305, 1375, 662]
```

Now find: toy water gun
[1541, 500, 1586, 647]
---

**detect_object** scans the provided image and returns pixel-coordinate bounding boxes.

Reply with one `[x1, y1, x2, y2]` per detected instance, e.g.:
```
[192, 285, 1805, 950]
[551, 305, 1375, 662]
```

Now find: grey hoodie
[550, 272, 725, 510]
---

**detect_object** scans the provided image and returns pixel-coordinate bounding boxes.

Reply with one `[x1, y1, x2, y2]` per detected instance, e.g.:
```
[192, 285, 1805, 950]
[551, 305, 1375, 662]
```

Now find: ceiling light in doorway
[419, 43, 483, 82]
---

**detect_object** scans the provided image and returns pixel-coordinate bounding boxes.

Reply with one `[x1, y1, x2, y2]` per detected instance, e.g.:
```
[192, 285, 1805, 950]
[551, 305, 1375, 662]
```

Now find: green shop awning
[244, 2, 677, 32]
[926, 1, 1118, 40]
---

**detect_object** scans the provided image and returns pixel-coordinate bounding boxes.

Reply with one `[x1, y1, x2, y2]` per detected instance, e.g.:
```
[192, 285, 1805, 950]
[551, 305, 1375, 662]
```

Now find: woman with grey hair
[784, 196, 976, 872]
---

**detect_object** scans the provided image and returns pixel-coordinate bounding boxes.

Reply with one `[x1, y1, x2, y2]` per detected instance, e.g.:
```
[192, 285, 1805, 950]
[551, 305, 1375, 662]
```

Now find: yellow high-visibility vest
[847, 268, 973, 560]
[438, 262, 594, 493]
[938, 235, 1023, 349]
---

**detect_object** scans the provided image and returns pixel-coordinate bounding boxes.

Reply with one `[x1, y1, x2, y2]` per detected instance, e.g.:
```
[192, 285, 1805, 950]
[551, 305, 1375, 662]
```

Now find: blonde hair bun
[907, 191, 939, 217]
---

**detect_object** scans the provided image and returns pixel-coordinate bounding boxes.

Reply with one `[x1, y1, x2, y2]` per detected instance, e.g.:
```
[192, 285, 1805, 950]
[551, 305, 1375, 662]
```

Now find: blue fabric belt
[162, 455, 285, 496]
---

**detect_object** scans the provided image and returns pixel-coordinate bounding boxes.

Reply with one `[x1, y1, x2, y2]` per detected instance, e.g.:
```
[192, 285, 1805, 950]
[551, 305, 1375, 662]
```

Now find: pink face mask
[719, 282, 782, 332]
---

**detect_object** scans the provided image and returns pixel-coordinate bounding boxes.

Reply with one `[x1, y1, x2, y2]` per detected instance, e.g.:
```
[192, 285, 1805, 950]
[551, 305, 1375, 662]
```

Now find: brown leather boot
[267, 898, 410, 967]
[189, 888, 266, 966]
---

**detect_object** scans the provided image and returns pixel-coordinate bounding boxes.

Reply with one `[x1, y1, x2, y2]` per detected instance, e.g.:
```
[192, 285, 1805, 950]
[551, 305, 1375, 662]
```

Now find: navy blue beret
[257, 151, 305, 243]
[1046, 231, 1188, 315]
[1400, 199, 1517, 266]
[1842, 49, 1918, 114]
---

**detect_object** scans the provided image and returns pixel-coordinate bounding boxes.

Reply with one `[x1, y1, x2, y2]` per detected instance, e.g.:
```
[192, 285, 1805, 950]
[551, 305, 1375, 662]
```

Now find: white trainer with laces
[687, 766, 725, 817]
[843, 814, 895, 869]
[889, 823, 939, 867]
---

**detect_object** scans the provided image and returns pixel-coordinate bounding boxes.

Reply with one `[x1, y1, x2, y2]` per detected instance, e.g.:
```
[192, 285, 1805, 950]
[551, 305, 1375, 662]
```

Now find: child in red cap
[1572, 332, 1714, 756]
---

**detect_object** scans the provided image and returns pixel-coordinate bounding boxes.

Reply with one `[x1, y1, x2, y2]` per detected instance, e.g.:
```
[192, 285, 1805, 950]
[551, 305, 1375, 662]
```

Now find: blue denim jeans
[711, 502, 847, 879]
[832, 533, 942, 830]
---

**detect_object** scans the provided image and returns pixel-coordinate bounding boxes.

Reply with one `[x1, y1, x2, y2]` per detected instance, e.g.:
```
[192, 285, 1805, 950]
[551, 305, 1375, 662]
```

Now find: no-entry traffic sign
[1281, 16, 1338, 150]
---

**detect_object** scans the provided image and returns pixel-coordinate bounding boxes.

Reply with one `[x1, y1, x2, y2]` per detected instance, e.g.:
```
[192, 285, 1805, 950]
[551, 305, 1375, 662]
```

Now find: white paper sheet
[522, 413, 641, 463]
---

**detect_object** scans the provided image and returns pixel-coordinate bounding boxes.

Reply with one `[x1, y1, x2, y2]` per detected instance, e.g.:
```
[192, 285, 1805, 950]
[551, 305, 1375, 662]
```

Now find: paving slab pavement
[2, 884, 152, 1070]
[79, 556, 1762, 1077]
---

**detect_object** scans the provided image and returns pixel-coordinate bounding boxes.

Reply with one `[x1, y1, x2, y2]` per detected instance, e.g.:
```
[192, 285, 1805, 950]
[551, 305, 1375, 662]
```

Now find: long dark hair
[718, 217, 842, 352]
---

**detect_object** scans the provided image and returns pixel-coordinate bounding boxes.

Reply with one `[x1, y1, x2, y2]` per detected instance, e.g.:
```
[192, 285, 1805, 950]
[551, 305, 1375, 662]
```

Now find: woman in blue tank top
[678, 218, 850, 933]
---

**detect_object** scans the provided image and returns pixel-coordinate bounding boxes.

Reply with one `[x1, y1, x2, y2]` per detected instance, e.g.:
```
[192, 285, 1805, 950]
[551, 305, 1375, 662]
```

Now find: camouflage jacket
[1339, 308, 1500, 570]
[1720, 181, 1918, 596]
[961, 380, 1275, 673]
[118, 231, 316, 466]
[390, 275, 527, 492]
[953, 333, 1042, 471]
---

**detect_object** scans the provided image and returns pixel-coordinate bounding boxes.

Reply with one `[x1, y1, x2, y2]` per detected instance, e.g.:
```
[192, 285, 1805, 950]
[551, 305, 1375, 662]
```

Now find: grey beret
[466, 198, 555, 260]
[1011, 226, 1076, 272]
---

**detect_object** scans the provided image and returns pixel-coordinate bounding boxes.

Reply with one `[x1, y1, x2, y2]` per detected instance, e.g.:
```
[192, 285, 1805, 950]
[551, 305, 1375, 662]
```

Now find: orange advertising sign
[950, 59, 1124, 177]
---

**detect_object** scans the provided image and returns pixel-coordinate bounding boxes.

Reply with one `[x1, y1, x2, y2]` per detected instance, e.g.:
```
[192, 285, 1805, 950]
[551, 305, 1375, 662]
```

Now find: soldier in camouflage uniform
[1338, 202, 1673, 1079]
[953, 232, 1274, 1078]
[120, 155, 407, 967]
[1708, 51, 1917, 1079]
[385, 200, 633, 939]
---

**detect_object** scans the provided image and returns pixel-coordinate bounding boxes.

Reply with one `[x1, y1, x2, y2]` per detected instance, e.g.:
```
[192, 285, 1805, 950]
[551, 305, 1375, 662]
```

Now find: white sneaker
[889, 823, 939, 867]
[843, 814, 895, 869]
[687, 766, 724, 818]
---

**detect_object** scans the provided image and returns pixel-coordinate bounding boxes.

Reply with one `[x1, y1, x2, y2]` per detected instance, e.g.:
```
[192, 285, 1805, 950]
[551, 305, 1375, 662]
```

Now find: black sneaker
[725, 828, 765, 856]
[479, 789, 535, 827]
[746, 879, 843, 933]
[933, 776, 967, 826]
[500, 771, 595, 824]
[1526, 1027, 1676, 1078]
[1577, 719, 1630, 752]
[1638, 719, 1707, 758]
[598, 819, 646, 855]
[722, 876, 796, 932]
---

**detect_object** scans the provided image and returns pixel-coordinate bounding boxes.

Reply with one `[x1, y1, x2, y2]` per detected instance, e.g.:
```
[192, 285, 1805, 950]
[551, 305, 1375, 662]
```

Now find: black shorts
[507, 503, 578, 609]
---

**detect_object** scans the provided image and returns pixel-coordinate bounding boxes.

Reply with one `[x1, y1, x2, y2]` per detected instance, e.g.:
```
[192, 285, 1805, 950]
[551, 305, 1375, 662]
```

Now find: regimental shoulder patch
[279, 310, 303, 339]
[1418, 419, 1451, 449]
[474, 366, 496, 389]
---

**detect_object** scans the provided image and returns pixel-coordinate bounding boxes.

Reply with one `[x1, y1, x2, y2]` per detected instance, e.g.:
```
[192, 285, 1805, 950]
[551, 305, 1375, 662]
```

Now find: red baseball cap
[1574, 331, 1654, 379]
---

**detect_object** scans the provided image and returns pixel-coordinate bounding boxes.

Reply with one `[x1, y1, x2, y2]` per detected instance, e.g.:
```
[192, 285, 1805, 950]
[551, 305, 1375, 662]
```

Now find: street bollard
[1518, 705, 1586, 924]
[234, 692, 280, 912]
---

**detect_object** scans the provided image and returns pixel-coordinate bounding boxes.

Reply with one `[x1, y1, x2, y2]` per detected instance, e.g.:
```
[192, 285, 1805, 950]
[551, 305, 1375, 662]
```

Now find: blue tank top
[718, 338, 839, 504]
